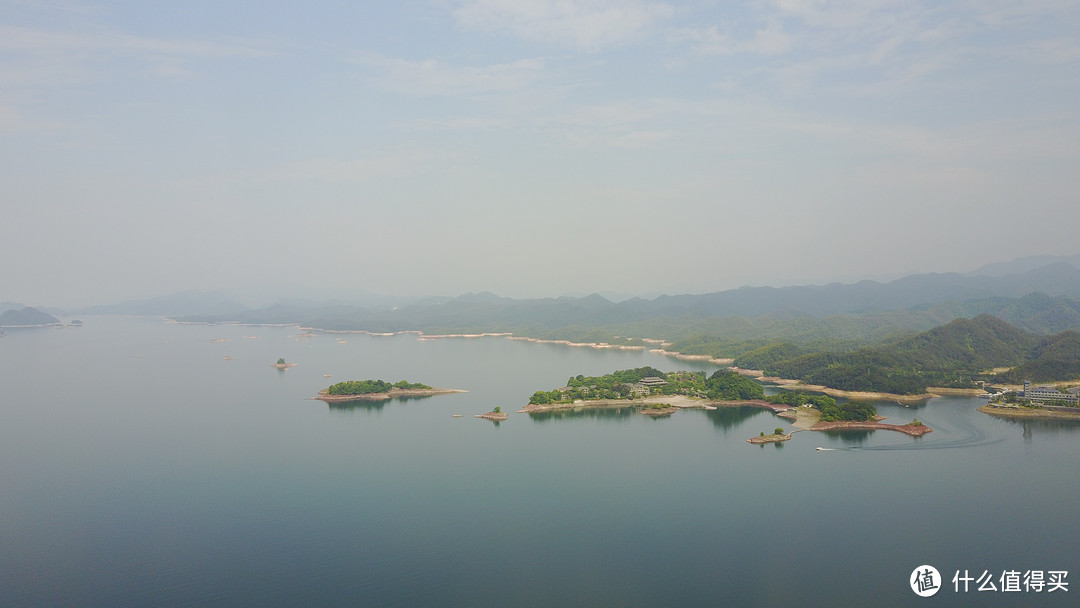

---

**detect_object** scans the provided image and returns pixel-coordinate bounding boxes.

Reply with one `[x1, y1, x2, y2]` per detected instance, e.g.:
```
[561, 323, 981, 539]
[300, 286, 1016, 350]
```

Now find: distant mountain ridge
[967, 254, 1080, 277]
[69, 291, 249, 317]
[172, 259, 1080, 342]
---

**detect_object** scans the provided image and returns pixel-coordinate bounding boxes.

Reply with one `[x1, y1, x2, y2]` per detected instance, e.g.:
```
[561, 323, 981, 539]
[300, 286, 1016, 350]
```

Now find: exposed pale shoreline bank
[978, 404, 1080, 420]
[732, 368, 942, 402]
[769, 407, 932, 440]
[515, 393, 933, 438]
[199, 322, 737, 364]
[177, 320, 1057, 402]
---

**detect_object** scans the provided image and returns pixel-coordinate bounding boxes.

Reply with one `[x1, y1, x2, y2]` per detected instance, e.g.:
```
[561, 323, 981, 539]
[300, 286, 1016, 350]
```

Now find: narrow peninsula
[516, 367, 932, 441]
[767, 391, 932, 440]
[315, 379, 466, 402]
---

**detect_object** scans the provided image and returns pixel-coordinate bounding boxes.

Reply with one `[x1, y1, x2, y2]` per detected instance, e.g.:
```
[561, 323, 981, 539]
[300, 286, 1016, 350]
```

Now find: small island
[748, 428, 792, 444]
[315, 379, 466, 402]
[272, 357, 297, 369]
[475, 406, 508, 421]
[641, 403, 679, 417]
[518, 367, 762, 414]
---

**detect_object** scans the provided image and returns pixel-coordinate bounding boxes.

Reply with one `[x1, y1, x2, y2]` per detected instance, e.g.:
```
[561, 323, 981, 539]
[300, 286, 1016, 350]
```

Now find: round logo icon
[911, 565, 942, 597]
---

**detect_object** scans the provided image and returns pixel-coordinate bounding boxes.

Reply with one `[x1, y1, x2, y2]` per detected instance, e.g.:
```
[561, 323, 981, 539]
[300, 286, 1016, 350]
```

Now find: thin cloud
[0, 23, 273, 93]
[0, 24, 270, 58]
[219, 150, 454, 186]
[675, 22, 791, 56]
[449, 0, 674, 51]
[353, 52, 551, 99]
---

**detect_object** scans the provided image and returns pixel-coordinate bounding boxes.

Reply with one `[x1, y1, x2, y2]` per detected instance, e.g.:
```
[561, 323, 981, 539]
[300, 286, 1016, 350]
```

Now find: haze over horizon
[3, 1, 1079, 307]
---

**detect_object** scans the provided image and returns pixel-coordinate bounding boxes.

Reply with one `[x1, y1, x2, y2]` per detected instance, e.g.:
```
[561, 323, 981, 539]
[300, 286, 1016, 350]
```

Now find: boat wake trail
[816, 412, 1007, 452]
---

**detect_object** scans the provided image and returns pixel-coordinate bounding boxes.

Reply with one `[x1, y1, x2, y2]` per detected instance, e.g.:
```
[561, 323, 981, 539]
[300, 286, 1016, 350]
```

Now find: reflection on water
[325, 394, 437, 412]
[526, 406, 635, 423]
[821, 429, 873, 445]
[1001, 417, 1080, 433]
[4, 318, 1080, 608]
[704, 406, 762, 430]
[327, 400, 389, 412]
[896, 399, 930, 412]
[999, 416, 1080, 444]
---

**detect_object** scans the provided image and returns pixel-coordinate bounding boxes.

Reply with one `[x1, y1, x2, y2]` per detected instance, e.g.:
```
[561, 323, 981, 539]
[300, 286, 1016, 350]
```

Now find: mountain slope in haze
[759, 315, 1074, 395]
[968, 254, 1080, 277]
[174, 258, 1080, 332]
[0, 307, 62, 327]
[70, 291, 249, 317]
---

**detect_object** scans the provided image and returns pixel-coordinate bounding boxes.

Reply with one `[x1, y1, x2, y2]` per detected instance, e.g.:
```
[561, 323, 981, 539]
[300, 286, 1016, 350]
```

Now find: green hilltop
[753, 315, 1080, 394]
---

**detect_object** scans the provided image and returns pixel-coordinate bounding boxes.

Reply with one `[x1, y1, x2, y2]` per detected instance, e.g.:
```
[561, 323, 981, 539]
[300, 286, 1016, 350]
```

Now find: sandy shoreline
[175, 320, 1061, 401]
[773, 407, 931, 439]
[201, 322, 732, 363]
[808, 420, 932, 436]
[648, 349, 734, 365]
[314, 388, 467, 402]
[730, 368, 938, 402]
[747, 433, 792, 444]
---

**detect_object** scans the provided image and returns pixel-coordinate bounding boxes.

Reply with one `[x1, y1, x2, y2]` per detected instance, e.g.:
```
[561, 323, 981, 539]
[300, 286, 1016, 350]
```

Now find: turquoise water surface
[1, 317, 1077, 606]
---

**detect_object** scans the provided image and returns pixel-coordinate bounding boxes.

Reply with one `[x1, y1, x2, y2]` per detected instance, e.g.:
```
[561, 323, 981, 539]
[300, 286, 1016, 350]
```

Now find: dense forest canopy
[754, 315, 1080, 394]
[529, 367, 764, 404]
[326, 379, 432, 395]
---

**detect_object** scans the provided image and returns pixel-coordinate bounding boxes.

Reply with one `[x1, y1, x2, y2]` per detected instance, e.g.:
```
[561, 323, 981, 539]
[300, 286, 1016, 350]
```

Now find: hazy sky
[3, 1, 1079, 306]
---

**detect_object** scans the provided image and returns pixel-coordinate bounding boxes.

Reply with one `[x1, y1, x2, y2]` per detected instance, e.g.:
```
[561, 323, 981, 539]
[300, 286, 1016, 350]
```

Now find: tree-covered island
[523, 367, 765, 409]
[517, 367, 931, 439]
[315, 379, 466, 402]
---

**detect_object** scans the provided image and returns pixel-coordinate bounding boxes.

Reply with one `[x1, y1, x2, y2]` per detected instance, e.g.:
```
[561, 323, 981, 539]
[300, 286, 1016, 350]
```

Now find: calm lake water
[2, 316, 1078, 607]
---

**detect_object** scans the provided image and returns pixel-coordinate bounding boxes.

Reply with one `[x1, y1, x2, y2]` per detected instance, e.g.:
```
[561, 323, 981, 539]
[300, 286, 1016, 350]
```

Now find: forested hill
[0, 307, 61, 327]
[994, 331, 1080, 384]
[755, 315, 1080, 394]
